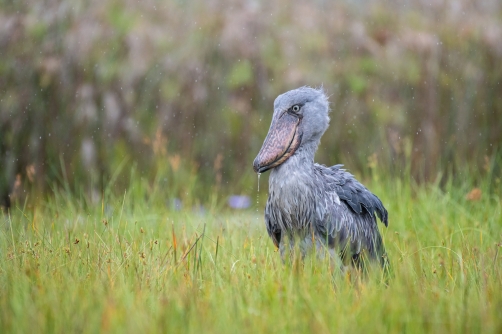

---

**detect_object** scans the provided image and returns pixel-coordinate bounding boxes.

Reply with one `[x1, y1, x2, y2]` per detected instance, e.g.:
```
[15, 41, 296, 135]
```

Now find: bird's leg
[279, 241, 287, 263]
[312, 237, 344, 272]
[279, 234, 300, 265]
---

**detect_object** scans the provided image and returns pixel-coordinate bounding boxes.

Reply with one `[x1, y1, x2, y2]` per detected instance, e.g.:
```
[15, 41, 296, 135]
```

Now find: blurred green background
[1, 0, 501, 209]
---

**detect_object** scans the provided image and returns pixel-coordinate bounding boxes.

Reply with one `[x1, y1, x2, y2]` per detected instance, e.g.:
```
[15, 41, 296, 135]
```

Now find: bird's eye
[292, 105, 300, 112]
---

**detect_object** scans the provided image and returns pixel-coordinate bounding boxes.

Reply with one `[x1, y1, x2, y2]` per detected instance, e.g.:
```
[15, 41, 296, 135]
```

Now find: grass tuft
[1, 176, 501, 333]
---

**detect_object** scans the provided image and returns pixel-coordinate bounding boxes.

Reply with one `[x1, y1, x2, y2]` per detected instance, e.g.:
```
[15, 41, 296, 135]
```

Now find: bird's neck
[268, 140, 321, 231]
[269, 140, 319, 182]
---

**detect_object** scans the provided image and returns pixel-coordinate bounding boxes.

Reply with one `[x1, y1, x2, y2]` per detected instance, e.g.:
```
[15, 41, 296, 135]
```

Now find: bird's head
[253, 86, 330, 173]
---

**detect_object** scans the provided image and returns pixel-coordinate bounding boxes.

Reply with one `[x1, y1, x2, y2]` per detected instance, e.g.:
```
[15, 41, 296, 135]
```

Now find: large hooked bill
[253, 111, 302, 173]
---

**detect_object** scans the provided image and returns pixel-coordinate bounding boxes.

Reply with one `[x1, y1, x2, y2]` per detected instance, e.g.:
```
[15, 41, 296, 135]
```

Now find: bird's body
[253, 87, 388, 267]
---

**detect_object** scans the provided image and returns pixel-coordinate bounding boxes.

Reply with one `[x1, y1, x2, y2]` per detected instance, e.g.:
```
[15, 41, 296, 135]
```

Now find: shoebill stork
[253, 87, 388, 268]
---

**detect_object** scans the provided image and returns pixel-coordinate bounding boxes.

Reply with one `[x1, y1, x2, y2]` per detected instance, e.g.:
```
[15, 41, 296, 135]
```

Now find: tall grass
[1, 173, 501, 333]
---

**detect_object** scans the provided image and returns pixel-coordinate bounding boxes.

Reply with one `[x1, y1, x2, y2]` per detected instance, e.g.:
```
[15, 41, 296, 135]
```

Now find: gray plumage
[253, 87, 388, 267]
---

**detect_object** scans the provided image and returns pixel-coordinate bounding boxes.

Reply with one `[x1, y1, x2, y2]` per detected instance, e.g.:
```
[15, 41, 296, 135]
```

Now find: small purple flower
[172, 198, 182, 211]
[228, 195, 251, 209]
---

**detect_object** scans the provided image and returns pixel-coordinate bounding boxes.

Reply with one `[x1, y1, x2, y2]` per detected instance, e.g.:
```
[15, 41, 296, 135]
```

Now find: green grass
[1, 177, 501, 333]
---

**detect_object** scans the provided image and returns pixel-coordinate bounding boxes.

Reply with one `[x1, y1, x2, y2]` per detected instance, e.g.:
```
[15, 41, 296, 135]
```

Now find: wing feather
[264, 198, 281, 247]
[325, 164, 388, 226]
